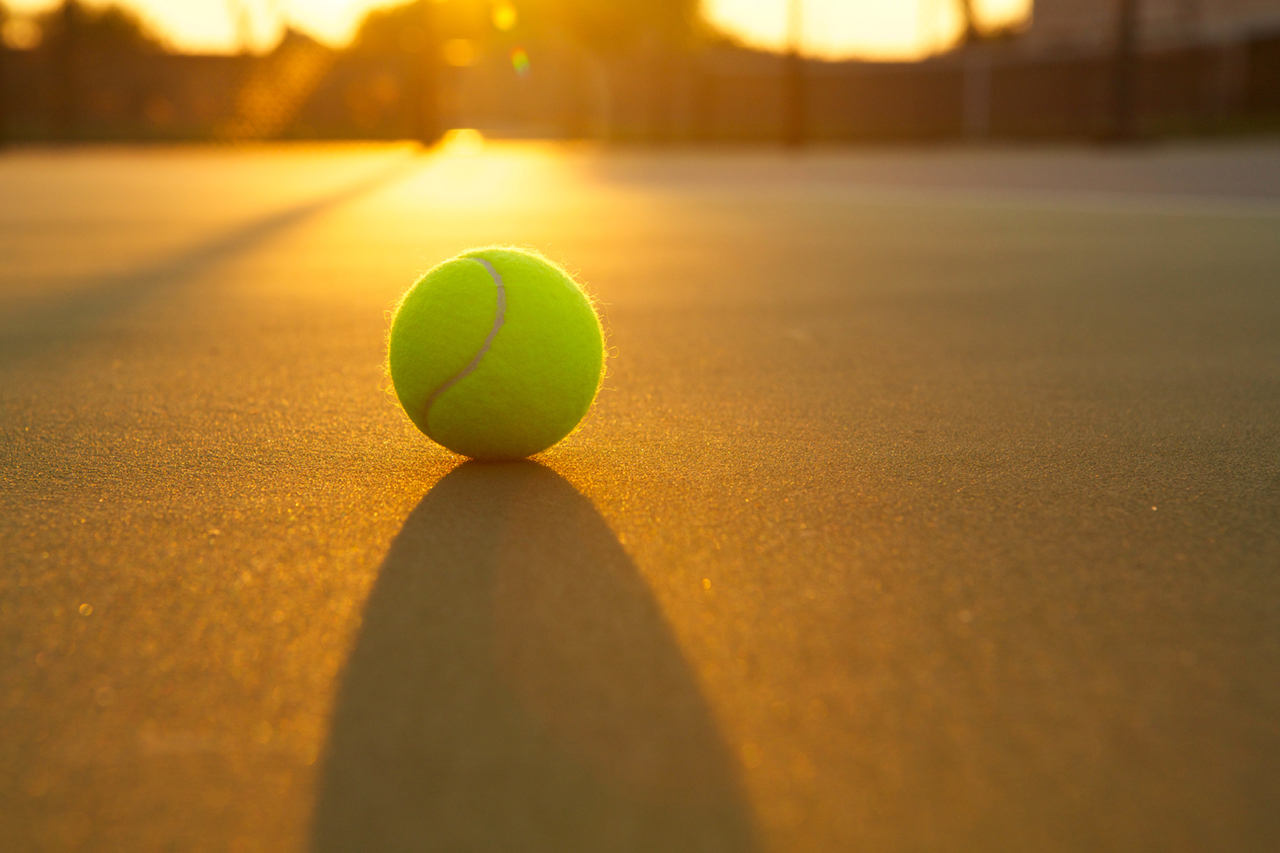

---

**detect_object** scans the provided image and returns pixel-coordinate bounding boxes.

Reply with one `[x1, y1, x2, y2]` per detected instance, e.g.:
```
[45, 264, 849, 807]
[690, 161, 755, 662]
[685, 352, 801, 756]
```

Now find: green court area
[2, 141, 1279, 852]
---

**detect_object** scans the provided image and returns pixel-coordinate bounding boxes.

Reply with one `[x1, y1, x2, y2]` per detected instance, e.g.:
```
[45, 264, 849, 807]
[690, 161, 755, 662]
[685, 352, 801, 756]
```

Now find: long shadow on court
[312, 462, 757, 853]
[0, 152, 422, 367]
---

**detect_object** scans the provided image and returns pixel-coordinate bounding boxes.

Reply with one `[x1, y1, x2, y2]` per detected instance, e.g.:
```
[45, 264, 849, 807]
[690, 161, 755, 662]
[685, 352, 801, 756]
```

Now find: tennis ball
[388, 247, 605, 460]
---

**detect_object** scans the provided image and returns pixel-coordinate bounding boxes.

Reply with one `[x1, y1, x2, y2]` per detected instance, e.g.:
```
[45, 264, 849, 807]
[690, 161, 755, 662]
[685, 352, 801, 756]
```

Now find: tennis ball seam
[420, 257, 507, 440]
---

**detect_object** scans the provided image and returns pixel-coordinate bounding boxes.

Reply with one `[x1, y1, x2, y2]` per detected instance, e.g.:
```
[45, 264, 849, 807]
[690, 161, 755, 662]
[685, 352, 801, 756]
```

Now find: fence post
[963, 45, 993, 140]
[782, 0, 805, 146]
[52, 0, 78, 141]
[414, 0, 441, 145]
[0, 29, 7, 147]
[1212, 41, 1248, 128]
[1111, 0, 1140, 140]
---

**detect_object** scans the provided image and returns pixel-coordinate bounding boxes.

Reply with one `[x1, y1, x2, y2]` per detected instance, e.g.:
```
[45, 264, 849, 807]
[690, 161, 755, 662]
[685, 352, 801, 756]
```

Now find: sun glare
[2, 0, 399, 53]
[704, 0, 1033, 60]
[3, 0, 1032, 59]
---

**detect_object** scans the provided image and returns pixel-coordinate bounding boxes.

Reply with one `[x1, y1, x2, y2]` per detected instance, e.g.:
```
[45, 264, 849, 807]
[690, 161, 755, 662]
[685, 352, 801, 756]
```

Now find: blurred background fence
[0, 0, 1278, 144]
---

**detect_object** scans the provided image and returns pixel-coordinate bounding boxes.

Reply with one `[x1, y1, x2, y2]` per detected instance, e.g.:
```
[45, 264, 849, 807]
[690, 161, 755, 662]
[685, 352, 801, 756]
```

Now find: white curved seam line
[421, 258, 506, 438]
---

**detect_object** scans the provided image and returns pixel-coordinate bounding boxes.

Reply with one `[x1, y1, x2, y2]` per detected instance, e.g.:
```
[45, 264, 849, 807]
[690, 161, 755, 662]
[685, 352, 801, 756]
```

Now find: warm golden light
[492, 1, 518, 33]
[4, 0, 1032, 59]
[4, 0, 397, 53]
[442, 37, 477, 67]
[439, 127, 485, 155]
[704, 0, 1033, 60]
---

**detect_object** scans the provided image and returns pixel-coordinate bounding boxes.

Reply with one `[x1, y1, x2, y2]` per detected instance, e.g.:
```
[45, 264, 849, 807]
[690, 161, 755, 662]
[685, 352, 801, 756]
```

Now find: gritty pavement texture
[1, 141, 1279, 852]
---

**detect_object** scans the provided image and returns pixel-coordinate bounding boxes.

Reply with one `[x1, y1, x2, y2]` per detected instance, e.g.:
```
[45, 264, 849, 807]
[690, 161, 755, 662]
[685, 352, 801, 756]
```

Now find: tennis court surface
[2, 141, 1279, 851]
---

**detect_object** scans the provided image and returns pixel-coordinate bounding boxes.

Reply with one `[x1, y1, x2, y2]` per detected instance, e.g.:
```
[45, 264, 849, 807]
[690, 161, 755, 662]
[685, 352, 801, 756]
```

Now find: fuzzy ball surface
[388, 247, 605, 460]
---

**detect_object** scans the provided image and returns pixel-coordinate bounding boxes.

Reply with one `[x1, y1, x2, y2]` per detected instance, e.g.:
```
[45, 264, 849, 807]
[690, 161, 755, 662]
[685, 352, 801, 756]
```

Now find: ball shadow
[312, 461, 758, 853]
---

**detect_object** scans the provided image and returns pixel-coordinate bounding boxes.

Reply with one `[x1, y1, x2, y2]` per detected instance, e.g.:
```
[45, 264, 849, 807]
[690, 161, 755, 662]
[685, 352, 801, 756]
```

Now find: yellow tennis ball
[388, 247, 605, 460]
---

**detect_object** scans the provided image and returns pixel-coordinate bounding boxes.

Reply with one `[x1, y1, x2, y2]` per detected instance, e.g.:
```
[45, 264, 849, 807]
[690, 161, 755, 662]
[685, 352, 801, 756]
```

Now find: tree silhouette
[40, 0, 164, 54]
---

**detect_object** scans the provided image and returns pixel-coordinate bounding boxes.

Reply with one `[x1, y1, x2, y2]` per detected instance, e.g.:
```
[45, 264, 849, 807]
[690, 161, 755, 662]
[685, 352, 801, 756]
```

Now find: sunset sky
[3, 0, 1033, 59]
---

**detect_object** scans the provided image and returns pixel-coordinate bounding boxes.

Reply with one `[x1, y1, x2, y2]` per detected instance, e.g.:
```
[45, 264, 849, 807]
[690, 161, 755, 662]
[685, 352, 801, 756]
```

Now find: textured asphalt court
[2, 141, 1279, 852]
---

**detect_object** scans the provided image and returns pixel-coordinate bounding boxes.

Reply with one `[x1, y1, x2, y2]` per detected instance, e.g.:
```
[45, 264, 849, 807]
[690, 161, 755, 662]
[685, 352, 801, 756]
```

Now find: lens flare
[511, 47, 530, 78]
[492, 3, 518, 32]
